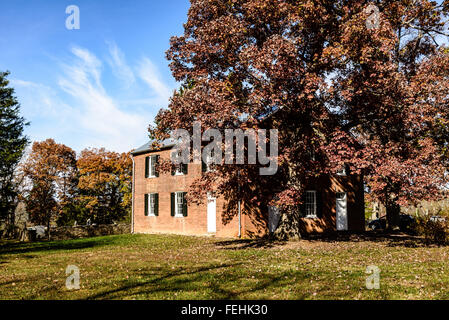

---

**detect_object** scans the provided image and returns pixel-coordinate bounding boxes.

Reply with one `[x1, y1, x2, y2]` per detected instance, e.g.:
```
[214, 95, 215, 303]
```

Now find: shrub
[415, 208, 449, 245]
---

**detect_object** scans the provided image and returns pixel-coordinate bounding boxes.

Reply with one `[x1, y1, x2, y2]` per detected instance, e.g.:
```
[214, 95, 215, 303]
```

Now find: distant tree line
[0, 71, 132, 239]
[21, 140, 132, 235]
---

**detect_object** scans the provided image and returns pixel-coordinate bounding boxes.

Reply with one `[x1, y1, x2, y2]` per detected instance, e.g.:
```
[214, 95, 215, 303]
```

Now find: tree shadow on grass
[85, 263, 315, 300]
[302, 231, 428, 247]
[214, 231, 429, 250]
[214, 238, 286, 250]
[0, 236, 123, 257]
[86, 263, 244, 300]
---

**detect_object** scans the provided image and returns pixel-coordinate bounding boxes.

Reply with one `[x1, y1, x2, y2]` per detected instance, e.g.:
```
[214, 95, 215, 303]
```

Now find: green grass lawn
[1, 233, 449, 300]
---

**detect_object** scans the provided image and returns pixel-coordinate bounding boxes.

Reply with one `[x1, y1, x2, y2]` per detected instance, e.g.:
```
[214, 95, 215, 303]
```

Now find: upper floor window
[308, 149, 316, 161]
[174, 163, 188, 175]
[206, 149, 215, 172]
[175, 164, 183, 175]
[145, 155, 159, 178]
[202, 148, 218, 173]
[173, 151, 188, 176]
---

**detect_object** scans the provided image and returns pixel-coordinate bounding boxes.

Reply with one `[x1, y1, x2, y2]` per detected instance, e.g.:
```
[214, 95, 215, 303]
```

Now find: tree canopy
[151, 0, 449, 230]
[22, 139, 77, 237]
[21, 141, 132, 229]
[75, 148, 132, 225]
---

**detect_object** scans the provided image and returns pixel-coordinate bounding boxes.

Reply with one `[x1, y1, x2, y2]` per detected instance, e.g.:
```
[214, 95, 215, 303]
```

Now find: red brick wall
[293, 175, 365, 234]
[133, 149, 364, 237]
[132, 149, 252, 238]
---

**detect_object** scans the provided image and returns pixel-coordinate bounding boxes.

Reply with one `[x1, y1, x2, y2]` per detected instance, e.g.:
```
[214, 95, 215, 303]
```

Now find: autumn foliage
[76, 148, 132, 225]
[22, 139, 77, 237]
[151, 0, 449, 231]
[22, 139, 132, 233]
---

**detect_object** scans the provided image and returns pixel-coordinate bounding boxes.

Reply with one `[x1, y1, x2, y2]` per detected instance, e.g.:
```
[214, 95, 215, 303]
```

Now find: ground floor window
[171, 192, 187, 217]
[304, 190, 317, 219]
[176, 192, 184, 217]
[145, 193, 158, 216]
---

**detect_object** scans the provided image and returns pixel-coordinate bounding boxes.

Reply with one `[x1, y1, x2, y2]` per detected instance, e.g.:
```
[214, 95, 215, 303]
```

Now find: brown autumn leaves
[20, 139, 132, 229]
[150, 0, 449, 228]
[14, 1, 449, 232]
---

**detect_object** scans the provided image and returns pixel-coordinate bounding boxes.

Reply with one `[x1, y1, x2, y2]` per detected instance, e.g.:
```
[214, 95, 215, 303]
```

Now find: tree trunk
[9, 210, 15, 229]
[5, 211, 15, 239]
[272, 209, 302, 240]
[386, 202, 400, 231]
[47, 218, 51, 241]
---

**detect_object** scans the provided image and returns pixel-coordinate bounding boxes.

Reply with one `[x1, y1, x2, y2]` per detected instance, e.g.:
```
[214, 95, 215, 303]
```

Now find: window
[144, 193, 158, 216]
[174, 151, 187, 175]
[336, 166, 346, 176]
[145, 155, 159, 178]
[172, 192, 187, 217]
[148, 193, 156, 216]
[175, 164, 183, 175]
[176, 192, 184, 217]
[308, 149, 316, 161]
[150, 157, 157, 177]
[304, 191, 317, 218]
[206, 149, 215, 172]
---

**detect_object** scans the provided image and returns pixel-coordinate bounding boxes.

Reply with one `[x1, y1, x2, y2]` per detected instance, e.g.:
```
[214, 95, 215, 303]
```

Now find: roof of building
[131, 138, 176, 156]
[131, 107, 282, 156]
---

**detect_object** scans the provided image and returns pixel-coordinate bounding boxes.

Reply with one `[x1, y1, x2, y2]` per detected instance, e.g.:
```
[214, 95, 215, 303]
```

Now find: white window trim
[174, 192, 184, 218]
[174, 151, 185, 176]
[175, 164, 184, 176]
[336, 167, 346, 176]
[304, 190, 318, 219]
[206, 154, 215, 172]
[147, 156, 157, 178]
[147, 193, 157, 216]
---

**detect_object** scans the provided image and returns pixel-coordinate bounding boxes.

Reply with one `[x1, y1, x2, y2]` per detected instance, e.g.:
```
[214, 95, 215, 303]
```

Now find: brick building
[131, 139, 365, 238]
[131, 140, 255, 238]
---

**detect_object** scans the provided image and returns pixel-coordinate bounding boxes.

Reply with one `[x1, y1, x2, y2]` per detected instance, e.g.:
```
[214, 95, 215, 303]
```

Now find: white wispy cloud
[106, 41, 135, 88]
[13, 44, 174, 153]
[137, 57, 172, 103]
[58, 46, 150, 152]
[10, 79, 74, 118]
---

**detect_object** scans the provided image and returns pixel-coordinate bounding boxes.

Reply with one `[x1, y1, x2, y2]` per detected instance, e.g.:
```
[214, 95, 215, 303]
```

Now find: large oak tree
[151, 0, 449, 234]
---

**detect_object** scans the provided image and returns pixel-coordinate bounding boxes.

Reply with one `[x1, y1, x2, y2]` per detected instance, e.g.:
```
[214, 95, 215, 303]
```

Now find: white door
[207, 195, 216, 233]
[336, 192, 348, 231]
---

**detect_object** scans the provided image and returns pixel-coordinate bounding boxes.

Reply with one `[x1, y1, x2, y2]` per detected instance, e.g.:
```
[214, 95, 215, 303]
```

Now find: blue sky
[0, 0, 190, 152]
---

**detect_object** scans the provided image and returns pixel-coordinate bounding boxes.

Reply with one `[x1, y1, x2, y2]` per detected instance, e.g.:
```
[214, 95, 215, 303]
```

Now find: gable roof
[131, 108, 282, 156]
[131, 138, 176, 156]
